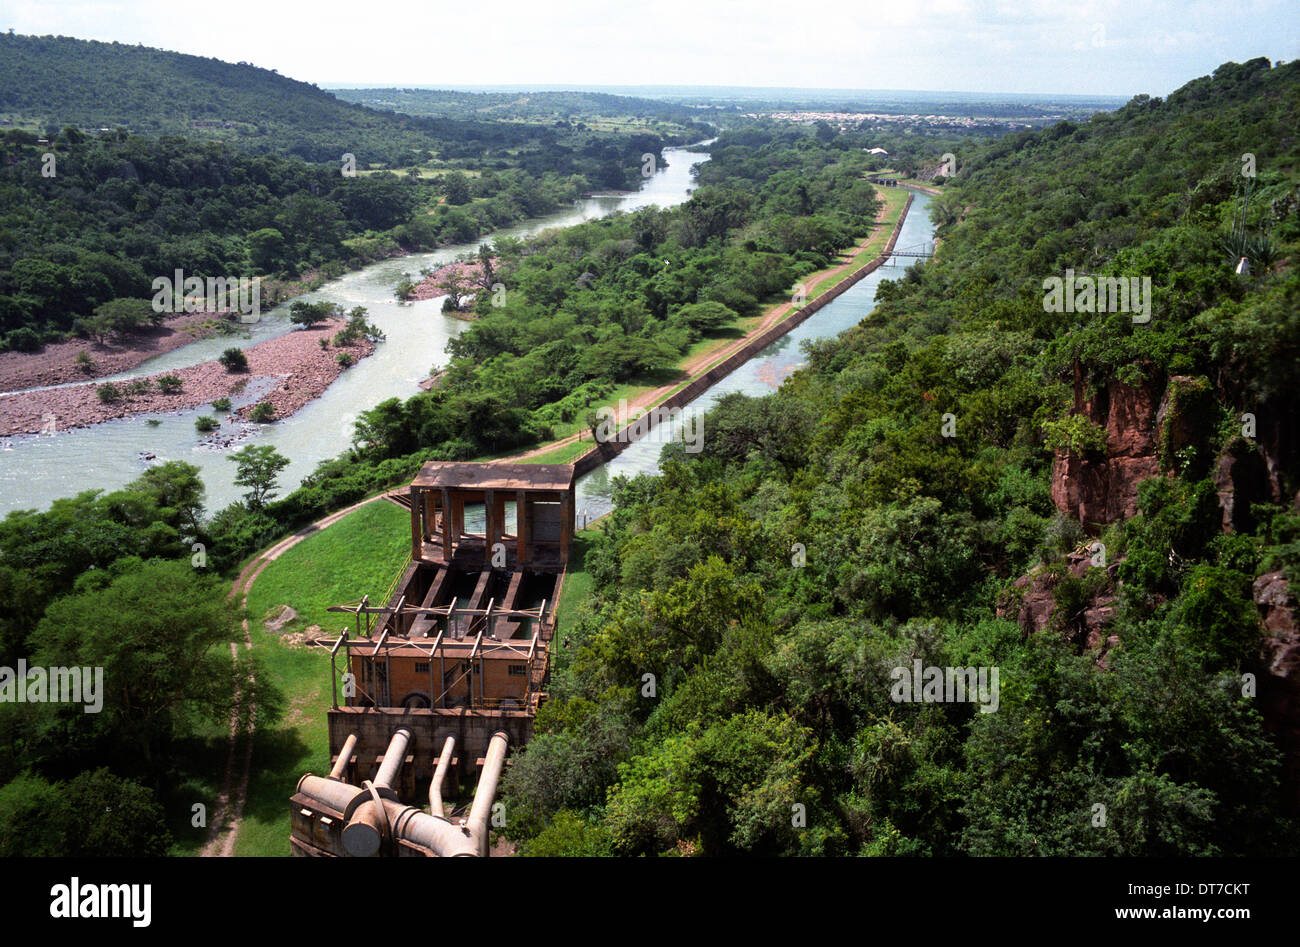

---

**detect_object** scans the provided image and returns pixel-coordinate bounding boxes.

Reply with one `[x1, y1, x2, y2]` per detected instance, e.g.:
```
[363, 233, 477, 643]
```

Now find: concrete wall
[573, 193, 915, 477]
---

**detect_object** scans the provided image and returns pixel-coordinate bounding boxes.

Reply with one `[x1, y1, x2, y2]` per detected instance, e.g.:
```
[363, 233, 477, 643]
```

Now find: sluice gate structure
[290, 462, 576, 857]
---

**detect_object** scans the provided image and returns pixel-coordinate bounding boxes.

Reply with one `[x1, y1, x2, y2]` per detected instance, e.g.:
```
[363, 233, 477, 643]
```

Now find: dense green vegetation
[332, 87, 713, 138]
[0, 33, 705, 174]
[348, 129, 883, 451]
[0, 33, 693, 349]
[0, 128, 665, 348]
[4, 47, 1297, 859]
[0, 110, 896, 851]
[496, 59, 1300, 856]
[0, 464, 280, 854]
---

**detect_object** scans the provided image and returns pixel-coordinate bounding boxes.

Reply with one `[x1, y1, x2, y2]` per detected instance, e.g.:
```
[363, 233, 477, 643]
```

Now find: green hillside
[0, 33, 685, 176]
[495, 59, 1300, 856]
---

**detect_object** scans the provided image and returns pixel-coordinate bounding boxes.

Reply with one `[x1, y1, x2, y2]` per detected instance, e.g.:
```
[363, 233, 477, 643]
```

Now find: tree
[248, 227, 288, 274]
[229, 444, 290, 509]
[289, 300, 340, 328]
[78, 297, 154, 342]
[29, 560, 241, 774]
[442, 171, 471, 205]
[476, 244, 496, 292]
[671, 301, 737, 333]
[127, 460, 206, 539]
[0, 770, 172, 857]
[436, 269, 470, 310]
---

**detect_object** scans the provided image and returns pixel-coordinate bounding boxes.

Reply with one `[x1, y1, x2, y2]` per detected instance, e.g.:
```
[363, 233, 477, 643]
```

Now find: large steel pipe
[374, 727, 413, 790]
[342, 799, 387, 857]
[388, 802, 477, 857]
[429, 736, 456, 818]
[297, 774, 369, 821]
[329, 733, 358, 780]
[467, 731, 509, 857]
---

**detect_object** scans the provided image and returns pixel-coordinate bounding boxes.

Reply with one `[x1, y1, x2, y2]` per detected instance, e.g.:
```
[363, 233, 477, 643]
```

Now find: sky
[0, 0, 1296, 97]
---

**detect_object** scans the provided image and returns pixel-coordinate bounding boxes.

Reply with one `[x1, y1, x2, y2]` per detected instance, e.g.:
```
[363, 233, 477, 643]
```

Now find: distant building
[867, 147, 889, 155]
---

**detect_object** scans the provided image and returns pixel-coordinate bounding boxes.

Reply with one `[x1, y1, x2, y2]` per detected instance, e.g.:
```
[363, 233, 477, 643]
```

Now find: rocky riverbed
[0, 319, 374, 437]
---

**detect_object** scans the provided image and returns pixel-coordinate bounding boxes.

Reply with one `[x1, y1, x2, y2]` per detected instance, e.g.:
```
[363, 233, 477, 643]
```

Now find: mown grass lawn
[555, 529, 597, 647]
[234, 498, 410, 856]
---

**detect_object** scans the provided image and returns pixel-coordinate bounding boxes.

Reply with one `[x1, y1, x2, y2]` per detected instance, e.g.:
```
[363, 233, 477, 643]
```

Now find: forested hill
[0, 33, 682, 169]
[332, 87, 713, 134]
[497, 59, 1300, 856]
[0, 33, 436, 162]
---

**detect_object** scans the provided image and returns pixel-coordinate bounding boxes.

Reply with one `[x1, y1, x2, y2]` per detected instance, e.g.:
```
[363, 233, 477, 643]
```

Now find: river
[0, 145, 711, 517]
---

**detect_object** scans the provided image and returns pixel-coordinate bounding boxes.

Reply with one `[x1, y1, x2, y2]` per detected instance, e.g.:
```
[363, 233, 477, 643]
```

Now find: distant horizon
[1, 0, 1293, 98]
[319, 83, 1134, 105]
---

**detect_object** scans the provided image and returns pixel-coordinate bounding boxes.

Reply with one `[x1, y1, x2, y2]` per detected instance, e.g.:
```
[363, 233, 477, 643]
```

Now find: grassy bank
[234, 499, 410, 856]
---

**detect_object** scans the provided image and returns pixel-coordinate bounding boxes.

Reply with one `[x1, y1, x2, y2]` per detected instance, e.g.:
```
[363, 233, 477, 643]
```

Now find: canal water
[459, 189, 935, 535]
[0, 145, 711, 517]
[571, 190, 936, 523]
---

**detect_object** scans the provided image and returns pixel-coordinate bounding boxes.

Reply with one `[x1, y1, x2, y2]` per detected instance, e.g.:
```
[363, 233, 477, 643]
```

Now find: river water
[0, 145, 711, 517]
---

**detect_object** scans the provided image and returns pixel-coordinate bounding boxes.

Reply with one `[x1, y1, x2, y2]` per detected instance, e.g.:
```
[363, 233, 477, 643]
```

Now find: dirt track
[510, 194, 903, 462]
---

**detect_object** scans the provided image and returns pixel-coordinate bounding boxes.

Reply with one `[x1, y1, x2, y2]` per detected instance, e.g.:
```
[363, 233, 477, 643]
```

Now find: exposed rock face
[997, 550, 1119, 660]
[1254, 571, 1300, 809]
[1214, 439, 1270, 532]
[1000, 571, 1056, 634]
[1254, 401, 1300, 506]
[1049, 363, 1163, 529]
[1049, 369, 1281, 533]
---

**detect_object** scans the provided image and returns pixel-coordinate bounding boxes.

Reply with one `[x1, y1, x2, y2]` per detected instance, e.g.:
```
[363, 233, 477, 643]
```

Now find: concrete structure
[291, 462, 576, 856]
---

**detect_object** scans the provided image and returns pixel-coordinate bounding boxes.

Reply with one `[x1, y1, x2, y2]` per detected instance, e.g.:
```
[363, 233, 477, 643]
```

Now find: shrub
[248, 402, 276, 423]
[219, 347, 248, 372]
[336, 352, 355, 367]
[211, 397, 232, 412]
[195, 415, 219, 433]
[95, 382, 121, 403]
[126, 378, 152, 397]
[157, 374, 182, 394]
[75, 351, 96, 373]
[5, 327, 42, 353]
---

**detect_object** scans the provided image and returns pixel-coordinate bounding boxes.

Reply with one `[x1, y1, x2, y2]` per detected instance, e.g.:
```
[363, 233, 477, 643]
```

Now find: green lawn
[555, 530, 597, 647]
[523, 439, 597, 465]
[233, 498, 411, 856]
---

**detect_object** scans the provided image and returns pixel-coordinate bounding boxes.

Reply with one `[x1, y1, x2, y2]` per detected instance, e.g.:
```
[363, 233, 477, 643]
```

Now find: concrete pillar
[441, 488, 452, 562]
[516, 490, 527, 566]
